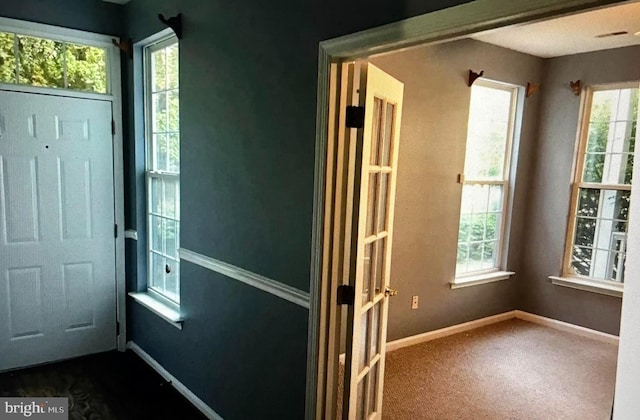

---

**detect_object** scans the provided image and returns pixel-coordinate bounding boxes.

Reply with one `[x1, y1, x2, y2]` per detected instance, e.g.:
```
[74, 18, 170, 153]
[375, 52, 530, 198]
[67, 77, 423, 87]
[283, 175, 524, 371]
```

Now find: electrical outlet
[411, 295, 419, 309]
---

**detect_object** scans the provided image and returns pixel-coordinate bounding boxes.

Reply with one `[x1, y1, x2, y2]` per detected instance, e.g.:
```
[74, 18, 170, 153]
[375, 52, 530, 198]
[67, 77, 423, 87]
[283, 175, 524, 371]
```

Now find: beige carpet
[381, 319, 617, 420]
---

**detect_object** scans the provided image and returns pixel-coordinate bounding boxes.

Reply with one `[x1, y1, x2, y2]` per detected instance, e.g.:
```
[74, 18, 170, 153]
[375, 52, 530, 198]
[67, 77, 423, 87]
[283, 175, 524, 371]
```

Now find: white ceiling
[471, 1, 640, 58]
[96, 2, 640, 53]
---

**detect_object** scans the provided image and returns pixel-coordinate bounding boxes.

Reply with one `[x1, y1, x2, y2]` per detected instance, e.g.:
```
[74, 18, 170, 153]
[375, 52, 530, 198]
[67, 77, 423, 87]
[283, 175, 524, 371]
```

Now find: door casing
[306, 0, 631, 418]
[0, 17, 126, 352]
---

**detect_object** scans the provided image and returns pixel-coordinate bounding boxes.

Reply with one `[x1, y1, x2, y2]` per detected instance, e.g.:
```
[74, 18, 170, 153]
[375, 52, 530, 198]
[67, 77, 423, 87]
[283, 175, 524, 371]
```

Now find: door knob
[384, 287, 398, 297]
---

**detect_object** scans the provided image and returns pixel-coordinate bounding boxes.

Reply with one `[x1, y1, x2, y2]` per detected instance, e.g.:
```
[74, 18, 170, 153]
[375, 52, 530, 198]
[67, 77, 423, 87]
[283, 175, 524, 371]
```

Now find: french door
[337, 62, 404, 419]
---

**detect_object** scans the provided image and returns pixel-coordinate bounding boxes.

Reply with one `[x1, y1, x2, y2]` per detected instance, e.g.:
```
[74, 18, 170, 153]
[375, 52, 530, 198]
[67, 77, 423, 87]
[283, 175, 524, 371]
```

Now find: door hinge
[345, 106, 365, 129]
[337, 285, 355, 305]
[114, 224, 118, 238]
[116, 321, 120, 336]
[111, 119, 116, 135]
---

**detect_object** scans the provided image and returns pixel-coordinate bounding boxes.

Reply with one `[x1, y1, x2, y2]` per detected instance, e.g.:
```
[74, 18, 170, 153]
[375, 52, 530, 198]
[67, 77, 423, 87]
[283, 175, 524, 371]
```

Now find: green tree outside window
[0, 31, 107, 94]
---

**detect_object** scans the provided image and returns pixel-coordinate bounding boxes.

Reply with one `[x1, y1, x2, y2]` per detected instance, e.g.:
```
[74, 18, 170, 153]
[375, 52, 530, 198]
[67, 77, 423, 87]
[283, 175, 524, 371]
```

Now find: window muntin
[0, 31, 107, 93]
[456, 81, 519, 277]
[145, 37, 180, 304]
[566, 86, 638, 283]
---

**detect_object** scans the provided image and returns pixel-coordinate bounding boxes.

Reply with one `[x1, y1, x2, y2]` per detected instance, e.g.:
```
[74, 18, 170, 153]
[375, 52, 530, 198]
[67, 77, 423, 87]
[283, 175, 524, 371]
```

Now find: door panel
[63, 262, 96, 330]
[2, 156, 40, 243]
[343, 63, 404, 419]
[7, 266, 43, 339]
[0, 90, 116, 371]
[58, 157, 93, 239]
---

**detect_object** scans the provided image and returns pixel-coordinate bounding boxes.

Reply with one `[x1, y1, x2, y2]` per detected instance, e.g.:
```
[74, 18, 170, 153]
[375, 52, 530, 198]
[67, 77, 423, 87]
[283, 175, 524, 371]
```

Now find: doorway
[0, 17, 125, 369]
[308, 0, 637, 418]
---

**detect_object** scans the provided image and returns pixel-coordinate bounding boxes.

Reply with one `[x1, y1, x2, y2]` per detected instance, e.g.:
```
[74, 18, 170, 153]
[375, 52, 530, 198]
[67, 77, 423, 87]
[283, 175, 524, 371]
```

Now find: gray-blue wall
[121, 1, 471, 419]
[519, 45, 640, 335]
[371, 39, 545, 342]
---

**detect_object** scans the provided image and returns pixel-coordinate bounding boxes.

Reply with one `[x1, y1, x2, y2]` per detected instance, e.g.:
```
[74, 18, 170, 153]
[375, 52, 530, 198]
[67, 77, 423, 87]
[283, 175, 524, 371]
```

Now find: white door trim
[0, 17, 126, 352]
[306, 0, 627, 418]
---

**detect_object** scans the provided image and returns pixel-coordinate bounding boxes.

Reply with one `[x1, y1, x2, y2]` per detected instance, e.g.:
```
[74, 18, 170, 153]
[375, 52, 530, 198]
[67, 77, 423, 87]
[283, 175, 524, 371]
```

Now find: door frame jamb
[305, 0, 627, 418]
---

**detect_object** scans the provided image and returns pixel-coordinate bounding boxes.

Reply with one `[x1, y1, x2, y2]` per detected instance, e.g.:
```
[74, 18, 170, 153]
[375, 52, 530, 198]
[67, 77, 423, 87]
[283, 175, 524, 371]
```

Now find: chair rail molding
[179, 248, 310, 309]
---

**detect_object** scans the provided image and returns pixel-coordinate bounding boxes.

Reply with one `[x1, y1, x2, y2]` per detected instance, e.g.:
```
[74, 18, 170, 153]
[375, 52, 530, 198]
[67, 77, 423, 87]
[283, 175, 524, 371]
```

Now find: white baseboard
[126, 341, 224, 420]
[385, 311, 518, 352]
[381, 310, 619, 353]
[513, 310, 619, 345]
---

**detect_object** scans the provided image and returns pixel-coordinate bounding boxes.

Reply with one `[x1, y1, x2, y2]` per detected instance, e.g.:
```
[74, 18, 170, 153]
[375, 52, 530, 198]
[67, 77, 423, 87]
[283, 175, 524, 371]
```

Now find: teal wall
[0, 0, 123, 36]
[122, 1, 471, 419]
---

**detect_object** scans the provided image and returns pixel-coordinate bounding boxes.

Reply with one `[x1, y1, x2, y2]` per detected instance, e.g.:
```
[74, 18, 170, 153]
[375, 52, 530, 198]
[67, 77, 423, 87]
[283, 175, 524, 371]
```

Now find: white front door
[0, 91, 116, 370]
[342, 63, 404, 419]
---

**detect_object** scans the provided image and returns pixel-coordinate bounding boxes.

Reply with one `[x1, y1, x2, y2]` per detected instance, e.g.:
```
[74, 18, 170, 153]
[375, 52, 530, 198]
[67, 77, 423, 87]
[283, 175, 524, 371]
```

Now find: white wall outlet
[411, 295, 419, 309]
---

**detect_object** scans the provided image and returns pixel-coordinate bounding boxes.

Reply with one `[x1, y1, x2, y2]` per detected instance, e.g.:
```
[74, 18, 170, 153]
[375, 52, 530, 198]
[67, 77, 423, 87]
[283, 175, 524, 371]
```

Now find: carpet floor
[0, 351, 206, 420]
[382, 319, 617, 420]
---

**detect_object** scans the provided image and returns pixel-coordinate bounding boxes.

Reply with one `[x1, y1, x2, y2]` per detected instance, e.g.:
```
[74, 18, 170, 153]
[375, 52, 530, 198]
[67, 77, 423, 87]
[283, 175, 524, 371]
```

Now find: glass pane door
[343, 62, 404, 420]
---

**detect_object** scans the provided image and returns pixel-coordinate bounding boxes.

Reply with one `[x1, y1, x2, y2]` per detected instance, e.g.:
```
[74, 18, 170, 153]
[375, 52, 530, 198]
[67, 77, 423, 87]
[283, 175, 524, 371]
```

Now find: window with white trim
[564, 84, 638, 284]
[145, 36, 180, 304]
[0, 31, 108, 93]
[455, 80, 520, 278]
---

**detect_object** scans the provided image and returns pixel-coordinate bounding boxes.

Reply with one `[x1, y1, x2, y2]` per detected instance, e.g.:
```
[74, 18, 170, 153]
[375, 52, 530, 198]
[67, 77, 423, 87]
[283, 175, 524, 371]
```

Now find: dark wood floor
[0, 351, 207, 420]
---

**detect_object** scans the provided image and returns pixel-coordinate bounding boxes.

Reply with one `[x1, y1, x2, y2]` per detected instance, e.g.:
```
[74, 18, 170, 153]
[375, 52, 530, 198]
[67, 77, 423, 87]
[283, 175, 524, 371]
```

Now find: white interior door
[342, 63, 404, 419]
[0, 90, 116, 370]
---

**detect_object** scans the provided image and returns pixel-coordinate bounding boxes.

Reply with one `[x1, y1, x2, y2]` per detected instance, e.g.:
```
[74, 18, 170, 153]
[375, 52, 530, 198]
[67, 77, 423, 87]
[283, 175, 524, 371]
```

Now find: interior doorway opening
[312, 2, 630, 418]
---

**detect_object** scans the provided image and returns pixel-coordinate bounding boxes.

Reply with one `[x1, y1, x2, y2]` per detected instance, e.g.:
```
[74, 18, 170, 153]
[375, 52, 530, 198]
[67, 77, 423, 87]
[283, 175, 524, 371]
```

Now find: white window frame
[453, 79, 521, 287]
[559, 82, 639, 291]
[143, 35, 180, 309]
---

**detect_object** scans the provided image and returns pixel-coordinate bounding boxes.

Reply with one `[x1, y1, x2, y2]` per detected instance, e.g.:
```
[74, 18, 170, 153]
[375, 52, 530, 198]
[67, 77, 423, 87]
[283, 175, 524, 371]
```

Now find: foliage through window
[566, 85, 638, 283]
[0, 31, 107, 93]
[146, 37, 180, 304]
[456, 80, 519, 277]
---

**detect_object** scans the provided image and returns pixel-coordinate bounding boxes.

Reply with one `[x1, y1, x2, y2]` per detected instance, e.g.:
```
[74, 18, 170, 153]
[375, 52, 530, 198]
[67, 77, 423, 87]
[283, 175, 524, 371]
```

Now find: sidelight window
[144, 36, 180, 304]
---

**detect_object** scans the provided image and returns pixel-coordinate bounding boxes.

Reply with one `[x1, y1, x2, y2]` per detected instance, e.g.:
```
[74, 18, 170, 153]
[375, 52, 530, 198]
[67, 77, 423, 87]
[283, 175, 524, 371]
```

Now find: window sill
[549, 276, 623, 298]
[129, 292, 183, 329]
[450, 271, 514, 289]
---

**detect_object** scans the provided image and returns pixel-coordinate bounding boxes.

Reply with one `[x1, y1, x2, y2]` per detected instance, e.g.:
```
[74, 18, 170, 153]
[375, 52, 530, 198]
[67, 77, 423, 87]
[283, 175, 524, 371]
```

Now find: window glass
[0, 32, 16, 84]
[150, 42, 180, 174]
[65, 44, 107, 93]
[17, 35, 64, 88]
[146, 38, 180, 304]
[463, 85, 512, 180]
[0, 31, 108, 94]
[583, 89, 637, 184]
[456, 185, 503, 274]
[456, 81, 518, 277]
[567, 86, 638, 283]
